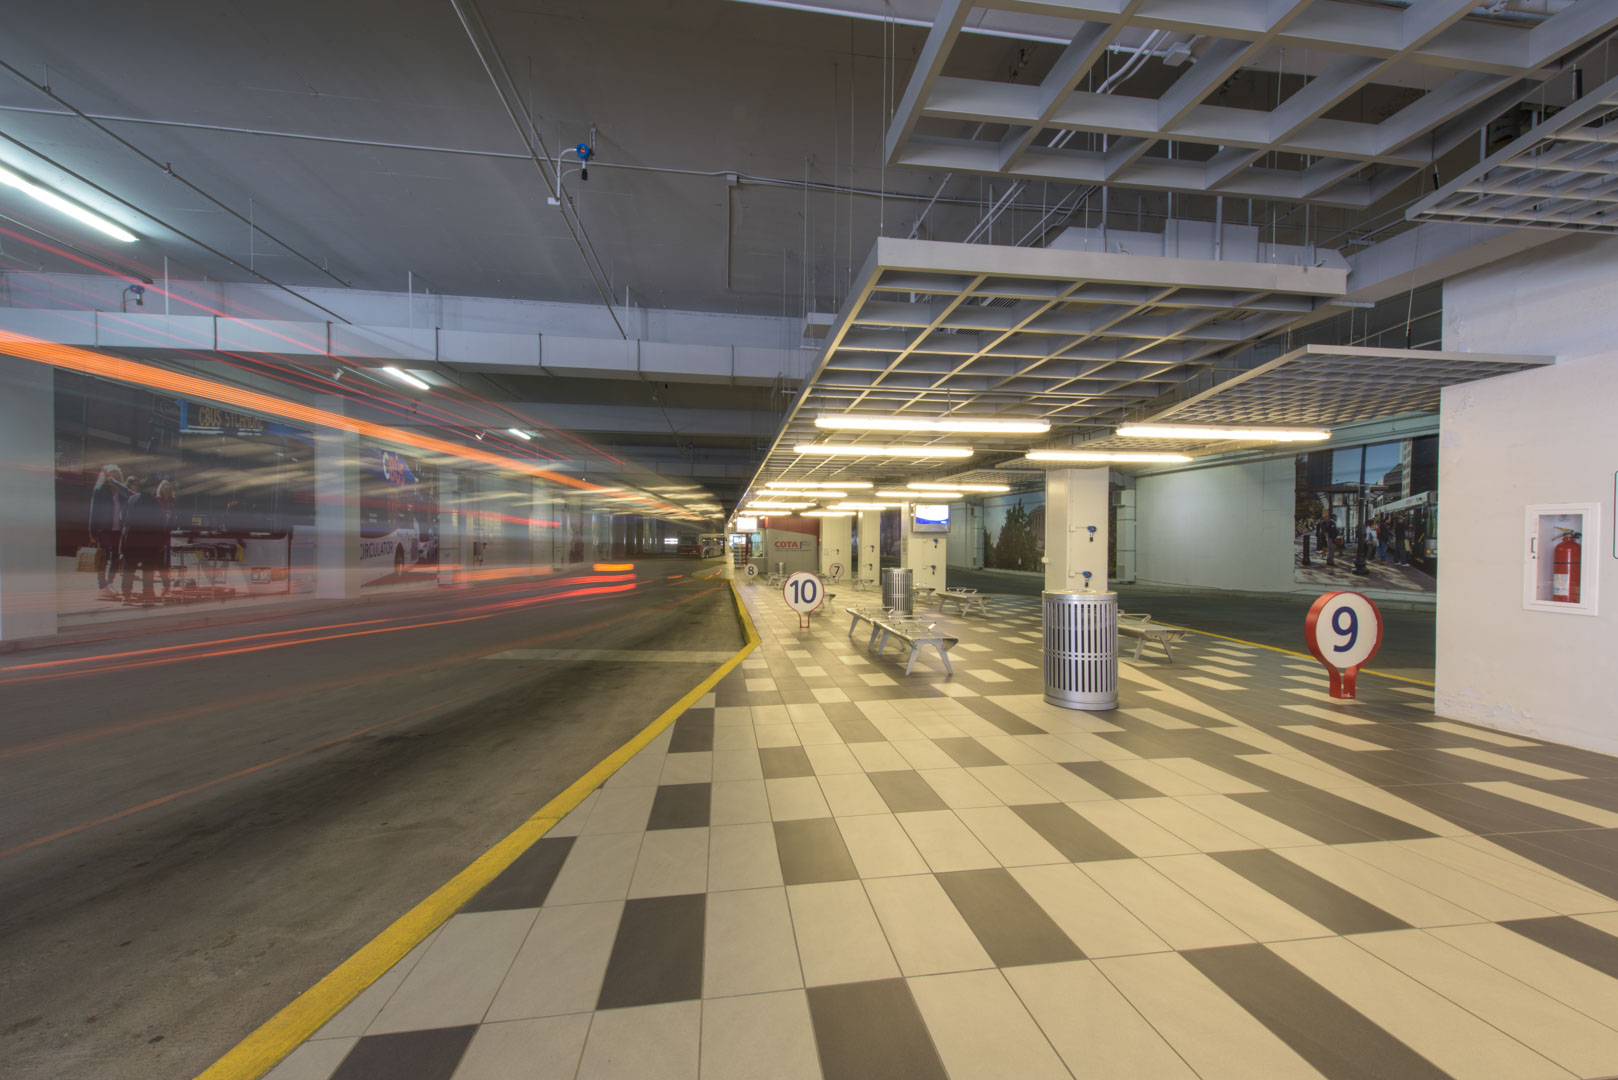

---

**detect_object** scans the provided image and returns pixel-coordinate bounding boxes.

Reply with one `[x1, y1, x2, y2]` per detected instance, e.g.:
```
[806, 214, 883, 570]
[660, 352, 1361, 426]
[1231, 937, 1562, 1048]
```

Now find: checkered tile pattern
[267, 584, 1618, 1080]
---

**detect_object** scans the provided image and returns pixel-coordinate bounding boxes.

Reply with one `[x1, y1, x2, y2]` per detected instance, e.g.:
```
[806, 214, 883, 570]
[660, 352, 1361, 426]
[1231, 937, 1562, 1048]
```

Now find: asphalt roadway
[0, 559, 742, 1080]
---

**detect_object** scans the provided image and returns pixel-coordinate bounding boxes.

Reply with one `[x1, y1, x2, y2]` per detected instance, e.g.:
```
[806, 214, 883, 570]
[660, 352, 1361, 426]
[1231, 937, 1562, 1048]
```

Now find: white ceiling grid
[1408, 70, 1618, 231]
[886, 0, 1618, 207]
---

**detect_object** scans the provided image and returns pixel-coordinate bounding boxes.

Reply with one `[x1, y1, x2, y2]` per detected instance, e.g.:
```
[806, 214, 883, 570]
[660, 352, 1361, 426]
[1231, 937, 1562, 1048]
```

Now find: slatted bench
[1117, 612, 1188, 662]
[936, 587, 989, 615]
[845, 606, 960, 675]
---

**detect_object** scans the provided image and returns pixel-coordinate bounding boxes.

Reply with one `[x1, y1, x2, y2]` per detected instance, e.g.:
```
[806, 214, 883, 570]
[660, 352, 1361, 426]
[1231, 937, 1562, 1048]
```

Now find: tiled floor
[265, 585, 1618, 1080]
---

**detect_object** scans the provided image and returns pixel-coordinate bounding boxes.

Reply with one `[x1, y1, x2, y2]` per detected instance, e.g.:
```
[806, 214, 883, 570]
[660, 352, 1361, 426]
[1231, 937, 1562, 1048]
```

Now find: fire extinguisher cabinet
[1042, 590, 1119, 711]
[1523, 503, 1602, 617]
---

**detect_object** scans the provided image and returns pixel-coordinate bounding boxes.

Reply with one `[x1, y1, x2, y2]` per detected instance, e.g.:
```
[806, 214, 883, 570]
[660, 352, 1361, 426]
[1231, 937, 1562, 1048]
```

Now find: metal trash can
[1042, 590, 1118, 711]
[881, 567, 914, 616]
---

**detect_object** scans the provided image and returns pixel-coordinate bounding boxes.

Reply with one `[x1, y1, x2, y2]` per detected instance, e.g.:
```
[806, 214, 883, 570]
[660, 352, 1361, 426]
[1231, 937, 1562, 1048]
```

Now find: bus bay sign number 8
[783, 570, 827, 616]
[1304, 590, 1384, 699]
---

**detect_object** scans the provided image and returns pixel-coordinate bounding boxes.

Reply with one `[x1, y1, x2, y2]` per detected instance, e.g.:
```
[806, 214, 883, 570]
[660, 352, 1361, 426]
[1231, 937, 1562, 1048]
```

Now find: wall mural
[981, 492, 1046, 572]
[1294, 435, 1437, 594]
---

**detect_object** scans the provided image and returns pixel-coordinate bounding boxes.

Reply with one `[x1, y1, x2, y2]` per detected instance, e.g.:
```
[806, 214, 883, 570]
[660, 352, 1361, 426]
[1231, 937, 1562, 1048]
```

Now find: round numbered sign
[783, 570, 827, 615]
[829, 561, 845, 582]
[744, 562, 758, 579]
[1304, 590, 1384, 699]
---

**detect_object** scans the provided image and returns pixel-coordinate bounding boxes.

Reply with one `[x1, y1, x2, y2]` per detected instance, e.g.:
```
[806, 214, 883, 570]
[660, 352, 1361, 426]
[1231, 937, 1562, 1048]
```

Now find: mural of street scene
[1295, 436, 1437, 593]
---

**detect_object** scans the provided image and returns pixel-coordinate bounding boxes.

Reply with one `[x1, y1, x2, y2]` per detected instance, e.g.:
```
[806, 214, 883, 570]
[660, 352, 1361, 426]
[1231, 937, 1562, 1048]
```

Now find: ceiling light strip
[794, 443, 973, 458]
[1117, 423, 1329, 442]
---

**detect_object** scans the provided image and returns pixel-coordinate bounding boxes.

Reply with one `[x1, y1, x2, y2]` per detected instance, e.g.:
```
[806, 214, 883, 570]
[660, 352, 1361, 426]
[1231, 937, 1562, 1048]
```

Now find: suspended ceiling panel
[886, 0, 1618, 207]
[744, 236, 1345, 493]
[1407, 71, 1618, 231]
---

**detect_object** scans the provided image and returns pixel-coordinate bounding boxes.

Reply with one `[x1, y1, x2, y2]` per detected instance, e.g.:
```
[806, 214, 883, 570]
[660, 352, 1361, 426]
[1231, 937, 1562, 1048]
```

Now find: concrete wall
[1134, 457, 1296, 593]
[1444, 235, 1618, 362]
[1435, 358, 1618, 754]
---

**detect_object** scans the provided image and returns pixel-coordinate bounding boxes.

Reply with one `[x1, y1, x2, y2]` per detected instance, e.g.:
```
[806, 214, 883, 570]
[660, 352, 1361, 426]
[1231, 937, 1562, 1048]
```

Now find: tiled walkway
[265, 583, 1618, 1080]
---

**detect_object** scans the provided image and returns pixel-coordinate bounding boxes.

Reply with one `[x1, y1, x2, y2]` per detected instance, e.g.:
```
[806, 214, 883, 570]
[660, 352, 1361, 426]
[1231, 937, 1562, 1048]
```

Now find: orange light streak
[593, 563, 635, 572]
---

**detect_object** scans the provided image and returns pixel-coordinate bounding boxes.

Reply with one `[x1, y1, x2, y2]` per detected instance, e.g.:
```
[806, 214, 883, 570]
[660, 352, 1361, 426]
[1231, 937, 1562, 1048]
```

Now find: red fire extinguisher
[1552, 528, 1582, 604]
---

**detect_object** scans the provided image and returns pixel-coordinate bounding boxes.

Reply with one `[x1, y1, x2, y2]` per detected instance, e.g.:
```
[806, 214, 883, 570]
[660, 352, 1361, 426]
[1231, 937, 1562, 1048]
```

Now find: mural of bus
[359, 447, 438, 583]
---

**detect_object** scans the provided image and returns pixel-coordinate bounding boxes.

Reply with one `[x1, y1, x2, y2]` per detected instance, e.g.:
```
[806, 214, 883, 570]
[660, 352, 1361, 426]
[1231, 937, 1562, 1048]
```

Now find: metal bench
[936, 587, 989, 615]
[845, 606, 960, 675]
[1117, 613, 1188, 662]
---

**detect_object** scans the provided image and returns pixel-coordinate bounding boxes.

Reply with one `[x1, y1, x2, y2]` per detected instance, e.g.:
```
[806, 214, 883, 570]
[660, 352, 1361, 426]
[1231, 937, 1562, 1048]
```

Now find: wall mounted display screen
[913, 504, 950, 533]
[734, 516, 758, 531]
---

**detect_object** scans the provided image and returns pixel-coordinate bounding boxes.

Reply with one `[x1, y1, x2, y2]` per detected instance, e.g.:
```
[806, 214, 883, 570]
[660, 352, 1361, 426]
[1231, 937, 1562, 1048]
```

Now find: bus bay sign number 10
[783, 570, 827, 618]
[1304, 590, 1384, 699]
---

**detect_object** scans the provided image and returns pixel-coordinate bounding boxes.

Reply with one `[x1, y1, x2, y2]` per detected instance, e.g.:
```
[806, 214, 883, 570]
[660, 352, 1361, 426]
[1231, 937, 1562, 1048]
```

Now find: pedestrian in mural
[1393, 515, 1408, 565]
[88, 464, 132, 599]
[155, 478, 178, 597]
[1324, 515, 1338, 566]
[1373, 518, 1387, 563]
[119, 476, 170, 603]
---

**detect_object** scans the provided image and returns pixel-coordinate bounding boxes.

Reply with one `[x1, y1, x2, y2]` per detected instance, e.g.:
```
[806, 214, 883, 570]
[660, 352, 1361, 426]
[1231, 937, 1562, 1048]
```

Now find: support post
[1042, 468, 1111, 593]
[0, 356, 59, 641]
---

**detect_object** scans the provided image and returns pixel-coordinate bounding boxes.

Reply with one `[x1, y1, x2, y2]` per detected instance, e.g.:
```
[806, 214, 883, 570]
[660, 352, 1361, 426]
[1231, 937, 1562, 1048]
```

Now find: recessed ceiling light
[506, 427, 533, 440]
[766, 480, 875, 489]
[1116, 423, 1330, 442]
[744, 501, 814, 511]
[794, 443, 973, 459]
[908, 482, 1010, 493]
[803, 510, 856, 517]
[383, 366, 430, 391]
[830, 501, 909, 510]
[1026, 451, 1192, 463]
[815, 414, 1048, 434]
[0, 164, 137, 242]
[877, 489, 962, 500]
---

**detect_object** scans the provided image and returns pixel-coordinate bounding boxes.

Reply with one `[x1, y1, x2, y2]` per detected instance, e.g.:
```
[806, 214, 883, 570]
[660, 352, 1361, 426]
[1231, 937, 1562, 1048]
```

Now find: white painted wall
[1134, 457, 1296, 593]
[1435, 350, 1618, 754]
[1444, 234, 1618, 362]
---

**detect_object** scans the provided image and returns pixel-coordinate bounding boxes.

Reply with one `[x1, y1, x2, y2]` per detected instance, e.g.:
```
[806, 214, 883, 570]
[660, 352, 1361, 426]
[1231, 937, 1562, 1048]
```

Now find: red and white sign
[1304, 590, 1384, 699]
[783, 570, 826, 616]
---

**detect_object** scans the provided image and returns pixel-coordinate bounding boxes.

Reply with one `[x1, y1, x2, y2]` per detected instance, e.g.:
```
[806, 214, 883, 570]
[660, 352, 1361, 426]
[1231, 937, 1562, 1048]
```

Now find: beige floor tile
[262, 1039, 357, 1080]
[1069, 800, 1198, 857]
[751, 704, 791, 725]
[1441, 746, 1583, 781]
[897, 810, 999, 872]
[606, 747, 670, 789]
[1006, 961, 1197, 1079]
[699, 991, 821, 1080]
[1173, 794, 1317, 849]
[711, 725, 758, 752]
[1402, 836, 1618, 915]
[1277, 845, 1485, 927]
[487, 901, 623, 1021]
[1270, 936, 1571, 1080]
[629, 827, 709, 898]
[711, 749, 763, 782]
[709, 779, 771, 825]
[803, 742, 862, 775]
[1467, 780, 1618, 828]
[1106, 758, 1216, 796]
[704, 887, 803, 998]
[848, 741, 911, 772]
[368, 910, 538, 1033]
[870, 715, 926, 740]
[955, 805, 1067, 866]
[661, 752, 713, 785]
[581, 786, 658, 835]
[1152, 757, 1264, 794]
[1422, 721, 1537, 747]
[547, 791, 600, 838]
[1016, 735, 1090, 762]
[713, 706, 753, 727]
[1429, 921, 1618, 1031]
[836, 814, 931, 878]
[708, 822, 783, 892]
[892, 739, 960, 771]
[576, 1000, 701, 1080]
[1128, 796, 1259, 852]
[545, 832, 643, 906]
[972, 736, 1051, 765]
[966, 764, 1060, 804]
[452, 1014, 592, 1079]
[1079, 859, 1250, 950]
[785, 702, 827, 723]
[765, 776, 831, 820]
[816, 771, 889, 817]
[917, 767, 1002, 809]
[1147, 853, 1333, 941]
[786, 880, 900, 986]
[1114, 706, 1198, 731]
[1281, 724, 1389, 752]
[909, 969, 1070, 1080]
[753, 723, 803, 748]
[316, 929, 442, 1037]
[794, 720, 844, 746]
[1095, 952, 1324, 1080]
[866, 874, 995, 976]
[1010, 862, 1170, 959]
[1338, 841, 1557, 921]
[1016, 762, 1111, 802]
[1233, 751, 1372, 790]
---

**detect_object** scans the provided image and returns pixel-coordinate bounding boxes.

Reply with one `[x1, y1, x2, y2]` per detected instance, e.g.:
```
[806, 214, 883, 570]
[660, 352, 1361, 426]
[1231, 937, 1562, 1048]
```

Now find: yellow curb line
[195, 578, 760, 1080]
[1148, 620, 1436, 688]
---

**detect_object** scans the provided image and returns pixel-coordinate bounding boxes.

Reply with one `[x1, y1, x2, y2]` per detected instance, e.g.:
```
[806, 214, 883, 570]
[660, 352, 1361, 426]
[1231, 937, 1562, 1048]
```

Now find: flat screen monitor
[734, 516, 759, 531]
[913, 504, 950, 533]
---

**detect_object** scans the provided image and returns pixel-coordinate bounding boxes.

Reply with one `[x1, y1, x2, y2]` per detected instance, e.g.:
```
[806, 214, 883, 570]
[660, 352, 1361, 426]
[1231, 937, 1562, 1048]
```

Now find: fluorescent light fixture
[1116, 423, 1330, 442]
[908, 482, 1010, 493]
[766, 480, 874, 489]
[506, 427, 533, 440]
[803, 510, 855, 517]
[794, 443, 973, 459]
[744, 502, 813, 511]
[382, 366, 430, 391]
[831, 501, 908, 510]
[1026, 451, 1193, 464]
[815, 414, 1048, 435]
[0, 163, 137, 242]
[877, 489, 963, 500]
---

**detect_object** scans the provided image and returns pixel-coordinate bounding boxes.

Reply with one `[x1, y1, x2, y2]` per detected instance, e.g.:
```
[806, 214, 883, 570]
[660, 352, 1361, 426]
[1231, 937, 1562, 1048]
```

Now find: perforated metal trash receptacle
[882, 567, 914, 616]
[1043, 590, 1118, 711]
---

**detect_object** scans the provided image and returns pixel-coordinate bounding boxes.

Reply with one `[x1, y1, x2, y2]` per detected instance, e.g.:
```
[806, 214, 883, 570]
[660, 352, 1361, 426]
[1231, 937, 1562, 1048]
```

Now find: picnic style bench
[1117, 612, 1188, 662]
[845, 606, 959, 675]
[935, 587, 989, 616]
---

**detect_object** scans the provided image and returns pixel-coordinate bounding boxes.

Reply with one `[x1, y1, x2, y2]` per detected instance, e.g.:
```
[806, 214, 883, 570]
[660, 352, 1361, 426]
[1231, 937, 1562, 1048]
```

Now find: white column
[857, 510, 881, 589]
[902, 507, 947, 594]
[1113, 487, 1136, 583]
[819, 515, 852, 583]
[313, 394, 361, 599]
[0, 355, 59, 641]
[1043, 467, 1111, 593]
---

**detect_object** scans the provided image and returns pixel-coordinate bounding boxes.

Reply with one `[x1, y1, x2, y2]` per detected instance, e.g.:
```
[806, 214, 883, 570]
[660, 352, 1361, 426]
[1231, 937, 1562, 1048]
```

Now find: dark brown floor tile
[933, 737, 1003, 768]
[1182, 945, 1449, 1080]
[1489, 832, 1618, 901]
[1504, 916, 1618, 981]
[936, 867, 1084, 967]
[759, 745, 816, 779]
[461, 836, 575, 913]
[958, 697, 1044, 735]
[1061, 761, 1163, 799]
[1228, 790, 1428, 845]
[596, 893, 706, 1009]
[869, 770, 950, 813]
[668, 708, 714, 753]
[806, 979, 948, 1080]
[1011, 803, 1135, 862]
[828, 714, 887, 742]
[1212, 849, 1410, 934]
[329, 1026, 477, 1080]
[1525, 778, 1618, 814]
[773, 818, 859, 885]
[776, 687, 820, 705]
[647, 783, 711, 831]
[1391, 783, 1591, 834]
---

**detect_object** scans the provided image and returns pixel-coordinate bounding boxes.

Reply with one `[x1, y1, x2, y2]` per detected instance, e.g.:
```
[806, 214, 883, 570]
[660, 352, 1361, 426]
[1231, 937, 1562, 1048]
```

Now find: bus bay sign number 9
[783, 570, 827, 616]
[1304, 590, 1384, 699]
